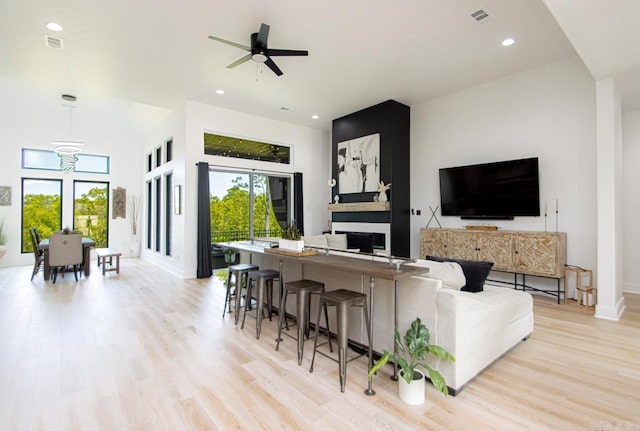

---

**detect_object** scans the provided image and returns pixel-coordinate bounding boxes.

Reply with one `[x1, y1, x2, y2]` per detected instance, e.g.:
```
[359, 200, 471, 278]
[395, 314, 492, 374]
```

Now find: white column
[595, 77, 625, 320]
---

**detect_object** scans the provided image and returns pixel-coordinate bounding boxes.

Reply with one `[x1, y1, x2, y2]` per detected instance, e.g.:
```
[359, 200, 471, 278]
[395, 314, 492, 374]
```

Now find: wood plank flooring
[0, 259, 638, 430]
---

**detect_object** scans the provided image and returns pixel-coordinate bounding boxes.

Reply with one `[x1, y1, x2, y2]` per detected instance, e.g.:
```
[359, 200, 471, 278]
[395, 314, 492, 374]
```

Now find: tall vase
[398, 369, 426, 405]
[130, 238, 140, 257]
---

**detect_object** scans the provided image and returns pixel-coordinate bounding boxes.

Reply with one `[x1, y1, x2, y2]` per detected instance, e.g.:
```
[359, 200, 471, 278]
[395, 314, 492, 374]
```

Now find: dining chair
[48, 233, 83, 283]
[29, 228, 44, 281]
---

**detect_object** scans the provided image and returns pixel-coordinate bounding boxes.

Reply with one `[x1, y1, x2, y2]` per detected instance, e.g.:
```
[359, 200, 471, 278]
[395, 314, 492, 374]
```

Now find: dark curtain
[196, 162, 212, 278]
[293, 172, 304, 235]
[268, 176, 289, 231]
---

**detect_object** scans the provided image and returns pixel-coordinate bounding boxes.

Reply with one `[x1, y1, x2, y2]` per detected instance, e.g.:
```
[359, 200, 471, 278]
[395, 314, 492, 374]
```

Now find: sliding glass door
[209, 170, 290, 242]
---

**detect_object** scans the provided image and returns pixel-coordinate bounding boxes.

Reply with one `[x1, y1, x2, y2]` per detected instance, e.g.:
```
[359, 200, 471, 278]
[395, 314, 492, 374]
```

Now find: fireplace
[332, 222, 390, 253]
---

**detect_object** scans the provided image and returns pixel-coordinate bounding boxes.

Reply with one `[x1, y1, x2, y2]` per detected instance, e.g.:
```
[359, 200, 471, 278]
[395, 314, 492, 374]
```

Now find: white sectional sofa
[255, 252, 534, 394]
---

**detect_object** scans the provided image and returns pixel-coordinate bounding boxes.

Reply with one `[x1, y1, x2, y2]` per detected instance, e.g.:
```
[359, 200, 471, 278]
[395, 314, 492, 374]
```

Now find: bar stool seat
[241, 269, 280, 339]
[310, 288, 371, 393]
[276, 279, 331, 365]
[223, 263, 259, 324]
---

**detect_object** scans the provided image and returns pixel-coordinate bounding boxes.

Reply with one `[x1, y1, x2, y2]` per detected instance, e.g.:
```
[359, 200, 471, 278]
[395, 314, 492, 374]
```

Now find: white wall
[175, 101, 329, 278]
[409, 57, 597, 280]
[141, 106, 186, 277]
[0, 78, 168, 268]
[623, 110, 640, 294]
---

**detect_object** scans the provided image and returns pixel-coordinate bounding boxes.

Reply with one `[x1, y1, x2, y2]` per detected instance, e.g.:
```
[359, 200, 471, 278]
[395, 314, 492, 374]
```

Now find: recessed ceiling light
[215, 89, 224, 95]
[280, 106, 290, 111]
[501, 38, 515, 47]
[311, 115, 319, 120]
[46, 22, 63, 32]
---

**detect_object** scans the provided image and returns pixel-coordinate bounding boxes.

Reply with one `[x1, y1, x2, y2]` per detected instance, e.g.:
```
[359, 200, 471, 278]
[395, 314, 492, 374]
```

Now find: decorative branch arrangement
[128, 195, 140, 236]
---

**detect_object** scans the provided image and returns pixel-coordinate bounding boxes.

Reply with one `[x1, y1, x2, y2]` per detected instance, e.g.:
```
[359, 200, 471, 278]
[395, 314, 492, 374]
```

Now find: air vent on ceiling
[470, 9, 490, 22]
[45, 35, 63, 49]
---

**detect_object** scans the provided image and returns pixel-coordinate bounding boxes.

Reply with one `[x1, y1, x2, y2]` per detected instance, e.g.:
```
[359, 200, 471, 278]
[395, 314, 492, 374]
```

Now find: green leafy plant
[368, 317, 455, 397]
[281, 223, 301, 240]
[0, 219, 6, 245]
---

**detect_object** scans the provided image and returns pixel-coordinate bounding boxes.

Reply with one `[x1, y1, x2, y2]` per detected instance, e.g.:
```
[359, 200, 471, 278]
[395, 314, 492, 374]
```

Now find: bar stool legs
[276, 279, 331, 365]
[241, 269, 279, 339]
[310, 289, 371, 393]
[223, 263, 259, 323]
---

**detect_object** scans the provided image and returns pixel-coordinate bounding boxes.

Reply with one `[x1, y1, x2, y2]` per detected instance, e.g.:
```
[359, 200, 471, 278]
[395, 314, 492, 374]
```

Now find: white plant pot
[398, 369, 426, 405]
[279, 239, 304, 252]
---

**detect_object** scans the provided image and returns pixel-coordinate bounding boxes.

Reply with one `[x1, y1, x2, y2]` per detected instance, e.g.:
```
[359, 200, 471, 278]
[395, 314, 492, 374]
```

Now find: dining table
[216, 239, 427, 396]
[39, 237, 96, 279]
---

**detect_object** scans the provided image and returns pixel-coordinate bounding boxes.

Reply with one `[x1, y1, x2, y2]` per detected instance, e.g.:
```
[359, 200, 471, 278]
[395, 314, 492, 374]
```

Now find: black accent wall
[331, 99, 410, 257]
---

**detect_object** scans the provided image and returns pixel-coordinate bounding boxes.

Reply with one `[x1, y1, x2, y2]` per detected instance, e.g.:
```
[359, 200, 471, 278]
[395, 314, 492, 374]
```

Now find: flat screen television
[439, 157, 540, 219]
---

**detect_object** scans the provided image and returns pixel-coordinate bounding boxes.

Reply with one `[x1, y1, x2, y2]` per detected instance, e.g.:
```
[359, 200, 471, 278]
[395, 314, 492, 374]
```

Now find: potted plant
[368, 317, 454, 404]
[224, 248, 238, 264]
[278, 223, 304, 252]
[0, 219, 6, 258]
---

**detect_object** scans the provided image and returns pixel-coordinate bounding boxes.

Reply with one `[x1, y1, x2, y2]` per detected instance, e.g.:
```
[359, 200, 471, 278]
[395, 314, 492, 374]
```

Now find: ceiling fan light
[251, 53, 268, 63]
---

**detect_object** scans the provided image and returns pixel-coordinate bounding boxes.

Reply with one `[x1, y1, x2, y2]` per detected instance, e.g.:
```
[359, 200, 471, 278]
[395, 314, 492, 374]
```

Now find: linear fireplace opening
[332, 222, 391, 253]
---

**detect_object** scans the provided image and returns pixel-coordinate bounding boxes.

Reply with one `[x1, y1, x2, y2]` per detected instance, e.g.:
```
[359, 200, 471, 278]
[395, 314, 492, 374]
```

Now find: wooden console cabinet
[420, 228, 567, 278]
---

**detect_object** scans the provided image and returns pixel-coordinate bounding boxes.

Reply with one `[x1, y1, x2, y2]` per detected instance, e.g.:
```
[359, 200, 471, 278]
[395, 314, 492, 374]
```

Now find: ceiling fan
[208, 23, 308, 76]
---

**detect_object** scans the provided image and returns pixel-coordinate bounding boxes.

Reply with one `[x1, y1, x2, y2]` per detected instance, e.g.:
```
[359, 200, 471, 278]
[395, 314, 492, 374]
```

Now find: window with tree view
[209, 170, 290, 242]
[73, 181, 109, 248]
[21, 178, 62, 253]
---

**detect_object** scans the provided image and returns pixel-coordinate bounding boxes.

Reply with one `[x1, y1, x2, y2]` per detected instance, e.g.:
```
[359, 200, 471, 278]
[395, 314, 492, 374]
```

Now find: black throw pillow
[426, 255, 494, 292]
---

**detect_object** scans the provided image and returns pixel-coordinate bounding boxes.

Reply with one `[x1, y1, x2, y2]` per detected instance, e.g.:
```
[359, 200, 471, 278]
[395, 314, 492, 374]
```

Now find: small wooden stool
[96, 248, 122, 275]
[565, 265, 596, 308]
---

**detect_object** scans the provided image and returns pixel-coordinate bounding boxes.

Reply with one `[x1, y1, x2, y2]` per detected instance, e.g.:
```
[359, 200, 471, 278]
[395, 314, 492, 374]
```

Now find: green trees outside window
[210, 172, 289, 242]
[21, 178, 62, 253]
[73, 181, 109, 248]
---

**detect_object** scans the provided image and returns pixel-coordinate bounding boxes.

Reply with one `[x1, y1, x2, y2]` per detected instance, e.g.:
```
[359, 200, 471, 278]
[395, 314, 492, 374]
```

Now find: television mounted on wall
[439, 157, 540, 220]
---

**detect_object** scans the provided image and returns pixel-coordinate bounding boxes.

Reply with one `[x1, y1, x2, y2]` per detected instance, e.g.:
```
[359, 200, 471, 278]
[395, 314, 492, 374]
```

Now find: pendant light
[51, 94, 83, 173]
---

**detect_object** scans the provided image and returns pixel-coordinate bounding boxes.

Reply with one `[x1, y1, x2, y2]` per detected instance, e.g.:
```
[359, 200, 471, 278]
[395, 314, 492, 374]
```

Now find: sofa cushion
[407, 259, 466, 290]
[426, 256, 493, 292]
[325, 233, 348, 249]
[303, 235, 328, 247]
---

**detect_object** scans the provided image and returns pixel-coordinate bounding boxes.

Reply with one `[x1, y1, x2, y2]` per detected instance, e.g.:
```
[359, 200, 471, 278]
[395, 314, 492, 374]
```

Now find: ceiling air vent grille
[470, 9, 489, 22]
[45, 35, 63, 49]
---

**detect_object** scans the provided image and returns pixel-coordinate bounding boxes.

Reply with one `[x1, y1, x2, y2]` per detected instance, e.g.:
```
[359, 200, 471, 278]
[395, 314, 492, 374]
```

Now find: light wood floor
[1, 259, 638, 431]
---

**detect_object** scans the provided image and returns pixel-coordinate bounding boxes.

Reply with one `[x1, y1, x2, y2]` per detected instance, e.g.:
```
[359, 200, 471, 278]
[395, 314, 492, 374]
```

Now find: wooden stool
[565, 265, 596, 309]
[241, 269, 279, 339]
[96, 248, 122, 275]
[310, 289, 371, 392]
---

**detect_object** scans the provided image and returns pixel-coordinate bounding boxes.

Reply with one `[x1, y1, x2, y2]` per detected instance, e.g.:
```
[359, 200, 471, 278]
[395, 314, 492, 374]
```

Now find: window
[155, 176, 161, 252]
[74, 154, 110, 174]
[203, 133, 290, 164]
[165, 173, 172, 256]
[73, 181, 109, 248]
[210, 170, 290, 242]
[21, 178, 62, 253]
[166, 139, 173, 163]
[155, 147, 161, 168]
[147, 153, 152, 172]
[22, 148, 109, 174]
[146, 181, 152, 249]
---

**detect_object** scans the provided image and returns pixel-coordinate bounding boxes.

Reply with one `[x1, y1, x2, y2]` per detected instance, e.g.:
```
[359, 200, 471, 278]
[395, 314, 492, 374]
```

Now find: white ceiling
[0, 0, 637, 132]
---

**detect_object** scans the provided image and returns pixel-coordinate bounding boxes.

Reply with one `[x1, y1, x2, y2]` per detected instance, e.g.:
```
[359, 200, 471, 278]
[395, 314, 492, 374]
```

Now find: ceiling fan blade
[208, 35, 250, 51]
[256, 23, 270, 47]
[267, 49, 309, 57]
[226, 54, 251, 69]
[264, 57, 283, 76]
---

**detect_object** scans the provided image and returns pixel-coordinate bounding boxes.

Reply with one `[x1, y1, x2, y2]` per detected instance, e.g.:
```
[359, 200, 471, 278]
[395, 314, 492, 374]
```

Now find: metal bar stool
[241, 269, 279, 339]
[276, 279, 331, 365]
[310, 288, 371, 393]
[223, 263, 259, 324]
